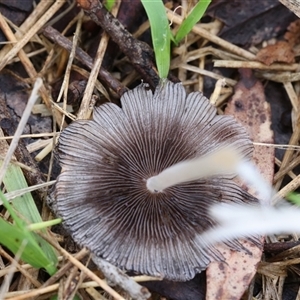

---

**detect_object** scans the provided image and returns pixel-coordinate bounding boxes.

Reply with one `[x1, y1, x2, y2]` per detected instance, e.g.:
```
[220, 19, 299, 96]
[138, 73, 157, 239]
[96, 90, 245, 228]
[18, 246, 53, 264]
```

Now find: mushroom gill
[55, 81, 257, 281]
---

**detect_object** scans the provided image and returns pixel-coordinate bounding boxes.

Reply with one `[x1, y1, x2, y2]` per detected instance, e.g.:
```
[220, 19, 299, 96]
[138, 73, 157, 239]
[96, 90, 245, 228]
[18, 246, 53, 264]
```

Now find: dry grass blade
[2, 180, 55, 203]
[0, 78, 42, 184]
[0, 241, 28, 299]
[0, 1, 66, 72]
[56, 247, 125, 300]
[166, 8, 256, 60]
[214, 59, 300, 71]
[76, 1, 121, 120]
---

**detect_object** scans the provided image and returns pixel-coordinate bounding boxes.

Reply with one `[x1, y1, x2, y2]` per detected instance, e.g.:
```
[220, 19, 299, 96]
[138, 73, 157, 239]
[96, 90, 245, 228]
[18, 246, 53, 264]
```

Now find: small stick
[0, 12, 64, 126]
[77, 1, 121, 120]
[0, 248, 41, 288]
[0, 78, 42, 185]
[2, 180, 55, 203]
[57, 247, 125, 300]
[210, 78, 226, 105]
[0, 241, 28, 298]
[180, 63, 237, 85]
[275, 117, 300, 190]
[0, 0, 53, 61]
[35, 249, 89, 296]
[39, 233, 125, 300]
[56, 10, 85, 130]
[92, 255, 151, 300]
[166, 8, 256, 61]
[0, 1, 66, 72]
[284, 82, 299, 113]
[214, 60, 300, 71]
[0, 133, 58, 140]
[279, 0, 300, 18]
[42, 26, 128, 97]
[259, 71, 300, 83]
[274, 155, 300, 182]
[77, 0, 159, 88]
[277, 173, 300, 200]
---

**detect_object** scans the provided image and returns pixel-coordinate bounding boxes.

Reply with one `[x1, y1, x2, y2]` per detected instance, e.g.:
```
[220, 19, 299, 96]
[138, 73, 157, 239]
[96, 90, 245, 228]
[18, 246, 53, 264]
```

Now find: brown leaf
[206, 239, 263, 300]
[225, 69, 275, 188]
[206, 0, 297, 46]
[206, 69, 274, 300]
[284, 19, 300, 46]
[256, 41, 295, 66]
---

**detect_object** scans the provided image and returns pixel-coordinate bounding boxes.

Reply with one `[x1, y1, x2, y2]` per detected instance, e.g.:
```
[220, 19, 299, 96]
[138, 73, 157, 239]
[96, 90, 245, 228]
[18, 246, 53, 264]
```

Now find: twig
[0, 0, 53, 61]
[274, 155, 300, 182]
[214, 60, 300, 71]
[0, 248, 41, 289]
[77, 1, 121, 120]
[42, 26, 128, 97]
[92, 255, 151, 300]
[0, 241, 28, 299]
[166, 8, 256, 61]
[77, 0, 159, 87]
[283, 82, 299, 113]
[279, 0, 300, 18]
[0, 78, 42, 185]
[3, 280, 131, 300]
[275, 117, 300, 190]
[56, 10, 85, 129]
[33, 248, 89, 298]
[39, 232, 126, 300]
[0, 133, 58, 140]
[2, 180, 56, 203]
[258, 71, 300, 83]
[210, 79, 226, 105]
[57, 247, 125, 300]
[0, 11, 64, 126]
[0, 1, 66, 72]
[180, 63, 237, 86]
[277, 174, 300, 199]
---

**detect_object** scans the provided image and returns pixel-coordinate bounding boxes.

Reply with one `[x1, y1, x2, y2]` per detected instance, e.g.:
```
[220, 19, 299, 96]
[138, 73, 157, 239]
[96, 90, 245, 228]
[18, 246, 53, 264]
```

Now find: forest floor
[1, 1, 300, 299]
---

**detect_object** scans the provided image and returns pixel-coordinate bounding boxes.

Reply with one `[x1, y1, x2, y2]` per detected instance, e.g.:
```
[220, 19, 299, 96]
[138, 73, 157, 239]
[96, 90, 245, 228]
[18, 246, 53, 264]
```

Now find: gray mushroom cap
[55, 81, 257, 281]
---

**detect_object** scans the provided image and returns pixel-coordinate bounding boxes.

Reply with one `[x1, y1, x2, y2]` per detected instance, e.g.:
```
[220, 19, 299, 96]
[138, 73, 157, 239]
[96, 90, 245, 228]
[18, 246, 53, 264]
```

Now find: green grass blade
[3, 163, 58, 268]
[104, 0, 116, 11]
[4, 164, 44, 223]
[0, 192, 57, 275]
[287, 193, 300, 206]
[141, 0, 171, 79]
[27, 218, 62, 231]
[174, 0, 211, 44]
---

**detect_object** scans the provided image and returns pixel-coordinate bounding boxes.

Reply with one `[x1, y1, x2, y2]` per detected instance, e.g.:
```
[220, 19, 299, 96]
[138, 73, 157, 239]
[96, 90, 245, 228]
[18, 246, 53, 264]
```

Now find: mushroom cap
[55, 81, 256, 281]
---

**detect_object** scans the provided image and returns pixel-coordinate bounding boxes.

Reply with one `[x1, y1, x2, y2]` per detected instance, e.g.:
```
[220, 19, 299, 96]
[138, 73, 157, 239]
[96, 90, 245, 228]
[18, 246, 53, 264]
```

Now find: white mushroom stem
[146, 147, 239, 192]
[235, 159, 273, 204]
[200, 203, 300, 246]
[146, 146, 273, 205]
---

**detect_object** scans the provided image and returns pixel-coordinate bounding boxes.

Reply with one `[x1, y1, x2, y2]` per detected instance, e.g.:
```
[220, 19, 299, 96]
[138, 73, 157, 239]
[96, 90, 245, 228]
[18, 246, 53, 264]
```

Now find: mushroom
[55, 81, 257, 281]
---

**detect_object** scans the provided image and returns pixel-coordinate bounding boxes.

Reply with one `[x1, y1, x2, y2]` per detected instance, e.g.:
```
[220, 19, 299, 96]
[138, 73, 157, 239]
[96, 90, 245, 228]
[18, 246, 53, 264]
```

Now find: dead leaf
[256, 41, 295, 66]
[206, 1, 297, 46]
[206, 69, 274, 300]
[284, 19, 300, 46]
[225, 68, 275, 187]
[206, 239, 263, 300]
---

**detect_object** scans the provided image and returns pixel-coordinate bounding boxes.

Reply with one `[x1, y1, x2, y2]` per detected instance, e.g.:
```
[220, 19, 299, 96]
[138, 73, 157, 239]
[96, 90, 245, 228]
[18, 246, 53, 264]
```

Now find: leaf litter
[0, 0, 300, 299]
